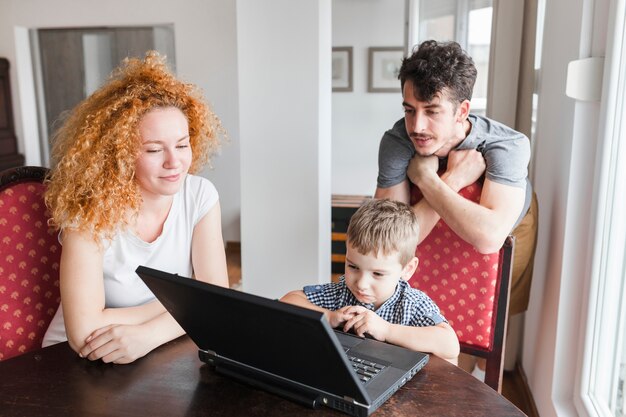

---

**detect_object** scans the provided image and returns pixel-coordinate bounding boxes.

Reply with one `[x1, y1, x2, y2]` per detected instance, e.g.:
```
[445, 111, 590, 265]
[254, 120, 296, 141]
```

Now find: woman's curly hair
[45, 51, 224, 241]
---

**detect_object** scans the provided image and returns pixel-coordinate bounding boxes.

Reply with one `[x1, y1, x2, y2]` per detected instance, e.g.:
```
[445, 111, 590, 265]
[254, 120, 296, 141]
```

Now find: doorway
[31, 25, 175, 165]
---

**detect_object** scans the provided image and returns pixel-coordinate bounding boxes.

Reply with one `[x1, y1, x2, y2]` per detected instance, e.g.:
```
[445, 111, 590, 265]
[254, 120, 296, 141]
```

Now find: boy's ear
[400, 256, 419, 281]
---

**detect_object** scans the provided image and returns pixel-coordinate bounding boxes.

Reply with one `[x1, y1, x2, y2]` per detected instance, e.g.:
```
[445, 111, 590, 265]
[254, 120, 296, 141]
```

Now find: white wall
[0, 0, 406, 240]
[331, 0, 405, 196]
[237, 0, 331, 298]
[0, 0, 241, 242]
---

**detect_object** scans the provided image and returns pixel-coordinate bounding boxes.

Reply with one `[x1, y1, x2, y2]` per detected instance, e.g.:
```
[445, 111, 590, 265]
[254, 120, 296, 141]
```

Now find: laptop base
[200, 350, 370, 416]
[137, 265, 426, 417]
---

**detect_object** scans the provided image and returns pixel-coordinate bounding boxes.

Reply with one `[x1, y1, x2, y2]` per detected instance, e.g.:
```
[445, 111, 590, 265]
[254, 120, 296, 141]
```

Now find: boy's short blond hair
[346, 199, 420, 266]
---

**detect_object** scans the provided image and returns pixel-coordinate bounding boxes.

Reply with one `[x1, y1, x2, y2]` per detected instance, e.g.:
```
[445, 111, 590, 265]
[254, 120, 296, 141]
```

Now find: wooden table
[0, 336, 526, 417]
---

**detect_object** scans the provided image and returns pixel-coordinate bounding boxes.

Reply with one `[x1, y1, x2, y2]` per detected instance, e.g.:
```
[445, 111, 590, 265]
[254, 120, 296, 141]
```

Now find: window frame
[576, 0, 626, 415]
[404, 0, 495, 116]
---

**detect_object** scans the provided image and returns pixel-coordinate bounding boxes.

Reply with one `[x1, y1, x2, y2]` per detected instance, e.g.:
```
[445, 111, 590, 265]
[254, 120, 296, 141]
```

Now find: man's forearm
[411, 199, 441, 243]
[409, 172, 476, 243]
[375, 176, 479, 244]
[416, 174, 524, 253]
[375, 181, 439, 243]
[374, 181, 410, 203]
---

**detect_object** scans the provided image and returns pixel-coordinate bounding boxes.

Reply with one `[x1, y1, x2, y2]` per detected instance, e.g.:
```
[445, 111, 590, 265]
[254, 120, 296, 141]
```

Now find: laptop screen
[136, 266, 370, 404]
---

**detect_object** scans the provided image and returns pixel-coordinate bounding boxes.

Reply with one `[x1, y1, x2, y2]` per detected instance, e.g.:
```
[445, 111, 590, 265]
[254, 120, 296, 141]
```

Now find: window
[579, 3, 626, 416]
[406, 0, 493, 114]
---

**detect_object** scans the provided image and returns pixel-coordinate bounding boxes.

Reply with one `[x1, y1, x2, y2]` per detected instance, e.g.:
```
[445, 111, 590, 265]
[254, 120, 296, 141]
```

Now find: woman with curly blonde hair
[42, 51, 229, 364]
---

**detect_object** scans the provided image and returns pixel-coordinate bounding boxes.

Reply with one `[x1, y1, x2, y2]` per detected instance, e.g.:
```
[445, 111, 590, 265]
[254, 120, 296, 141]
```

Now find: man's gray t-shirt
[377, 113, 532, 224]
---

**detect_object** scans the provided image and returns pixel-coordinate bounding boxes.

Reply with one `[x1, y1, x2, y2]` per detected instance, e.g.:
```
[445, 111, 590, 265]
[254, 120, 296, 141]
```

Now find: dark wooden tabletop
[0, 336, 526, 417]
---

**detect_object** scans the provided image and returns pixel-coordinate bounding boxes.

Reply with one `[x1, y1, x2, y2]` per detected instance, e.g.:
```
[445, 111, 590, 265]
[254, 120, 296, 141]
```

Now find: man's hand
[407, 154, 439, 185]
[79, 323, 155, 364]
[341, 306, 390, 341]
[441, 149, 486, 192]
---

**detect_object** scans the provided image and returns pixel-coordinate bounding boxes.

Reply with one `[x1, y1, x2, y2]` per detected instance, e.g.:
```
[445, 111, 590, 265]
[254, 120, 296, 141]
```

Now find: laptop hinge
[344, 396, 370, 408]
[198, 349, 217, 364]
[215, 358, 324, 409]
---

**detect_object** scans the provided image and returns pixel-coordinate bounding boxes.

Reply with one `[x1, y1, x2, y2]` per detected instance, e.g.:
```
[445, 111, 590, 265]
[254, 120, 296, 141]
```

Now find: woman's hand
[79, 323, 156, 364]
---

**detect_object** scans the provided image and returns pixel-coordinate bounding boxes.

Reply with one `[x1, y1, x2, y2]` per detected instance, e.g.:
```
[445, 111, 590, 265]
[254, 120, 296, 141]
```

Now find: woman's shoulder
[180, 174, 219, 213]
[184, 174, 217, 194]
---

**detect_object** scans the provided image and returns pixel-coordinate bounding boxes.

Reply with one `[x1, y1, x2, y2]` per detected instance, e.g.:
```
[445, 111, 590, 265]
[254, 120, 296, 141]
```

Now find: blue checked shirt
[303, 277, 446, 327]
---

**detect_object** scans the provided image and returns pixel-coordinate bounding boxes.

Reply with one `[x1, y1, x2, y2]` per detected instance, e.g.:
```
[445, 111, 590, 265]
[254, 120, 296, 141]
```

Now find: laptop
[136, 266, 429, 417]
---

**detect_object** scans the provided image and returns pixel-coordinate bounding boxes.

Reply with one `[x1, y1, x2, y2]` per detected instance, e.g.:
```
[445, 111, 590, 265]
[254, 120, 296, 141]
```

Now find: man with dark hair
[375, 40, 532, 255]
[375, 40, 537, 381]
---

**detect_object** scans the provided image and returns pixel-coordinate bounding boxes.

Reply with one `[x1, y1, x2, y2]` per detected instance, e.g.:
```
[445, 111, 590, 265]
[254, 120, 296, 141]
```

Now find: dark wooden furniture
[0, 58, 24, 170]
[0, 336, 527, 417]
[331, 195, 371, 275]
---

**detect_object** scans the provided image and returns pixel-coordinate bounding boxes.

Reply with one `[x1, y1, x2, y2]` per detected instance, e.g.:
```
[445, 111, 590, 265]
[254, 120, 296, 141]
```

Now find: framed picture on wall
[368, 47, 404, 93]
[332, 47, 353, 92]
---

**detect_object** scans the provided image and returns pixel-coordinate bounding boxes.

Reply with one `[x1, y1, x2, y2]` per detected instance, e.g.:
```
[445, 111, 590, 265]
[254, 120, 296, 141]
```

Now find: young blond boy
[281, 199, 459, 363]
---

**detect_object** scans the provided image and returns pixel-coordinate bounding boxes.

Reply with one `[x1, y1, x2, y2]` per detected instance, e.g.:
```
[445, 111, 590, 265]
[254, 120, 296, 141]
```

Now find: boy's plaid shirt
[303, 277, 446, 327]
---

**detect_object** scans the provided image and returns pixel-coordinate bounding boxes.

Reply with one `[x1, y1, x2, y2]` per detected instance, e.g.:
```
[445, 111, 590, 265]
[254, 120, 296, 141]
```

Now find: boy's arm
[384, 322, 460, 364]
[341, 306, 459, 364]
[280, 290, 327, 313]
[280, 291, 354, 328]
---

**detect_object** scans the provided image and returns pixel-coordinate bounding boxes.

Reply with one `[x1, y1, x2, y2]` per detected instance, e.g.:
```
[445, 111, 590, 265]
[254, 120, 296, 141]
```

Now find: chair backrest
[0, 166, 61, 361]
[409, 181, 514, 392]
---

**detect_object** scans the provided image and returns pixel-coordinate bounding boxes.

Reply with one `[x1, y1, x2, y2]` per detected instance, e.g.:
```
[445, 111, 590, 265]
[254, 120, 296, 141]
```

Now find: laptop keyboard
[347, 356, 386, 383]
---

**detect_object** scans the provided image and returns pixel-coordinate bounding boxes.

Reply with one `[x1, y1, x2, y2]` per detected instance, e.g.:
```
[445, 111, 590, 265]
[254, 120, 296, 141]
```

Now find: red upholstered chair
[409, 181, 514, 392]
[0, 166, 61, 361]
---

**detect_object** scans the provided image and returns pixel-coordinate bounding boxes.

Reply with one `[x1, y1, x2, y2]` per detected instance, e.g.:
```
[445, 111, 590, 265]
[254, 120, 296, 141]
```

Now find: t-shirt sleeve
[190, 176, 219, 226]
[377, 120, 415, 189]
[484, 134, 530, 189]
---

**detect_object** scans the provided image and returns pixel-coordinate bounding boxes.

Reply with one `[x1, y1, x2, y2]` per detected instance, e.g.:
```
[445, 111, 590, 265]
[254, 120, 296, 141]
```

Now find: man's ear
[457, 99, 471, 122]
[400, 256, 419, 281]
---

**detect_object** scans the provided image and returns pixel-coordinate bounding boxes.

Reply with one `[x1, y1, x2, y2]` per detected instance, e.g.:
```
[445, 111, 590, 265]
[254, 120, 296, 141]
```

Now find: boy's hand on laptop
[341, 306, 389, 341]
[326, 306, 358, 328]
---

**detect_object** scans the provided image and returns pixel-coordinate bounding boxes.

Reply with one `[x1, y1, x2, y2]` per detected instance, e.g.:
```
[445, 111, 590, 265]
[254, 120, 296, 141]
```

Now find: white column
[237, 0, 332, 298]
